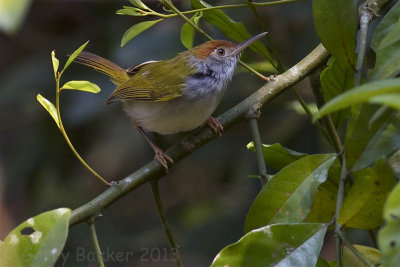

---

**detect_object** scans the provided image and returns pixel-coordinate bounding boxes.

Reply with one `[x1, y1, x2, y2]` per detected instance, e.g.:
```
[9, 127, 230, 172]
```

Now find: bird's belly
[123, 97, 219, 135]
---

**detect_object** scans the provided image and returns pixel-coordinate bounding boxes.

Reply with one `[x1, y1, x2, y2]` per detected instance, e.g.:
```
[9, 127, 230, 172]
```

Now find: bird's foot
[204, 117, 224, 136]
[154, 147, 174, 171]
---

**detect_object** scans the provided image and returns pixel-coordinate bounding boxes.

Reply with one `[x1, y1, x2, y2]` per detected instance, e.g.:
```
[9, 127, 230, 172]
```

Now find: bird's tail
[73, 51, 129, 84]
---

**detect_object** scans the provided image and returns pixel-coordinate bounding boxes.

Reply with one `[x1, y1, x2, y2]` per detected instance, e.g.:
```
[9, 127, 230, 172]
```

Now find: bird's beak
[232, 32, 268, 56]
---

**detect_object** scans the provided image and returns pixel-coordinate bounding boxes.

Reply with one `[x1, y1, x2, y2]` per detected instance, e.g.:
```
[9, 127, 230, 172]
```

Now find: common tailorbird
[73, 32, 267, 170]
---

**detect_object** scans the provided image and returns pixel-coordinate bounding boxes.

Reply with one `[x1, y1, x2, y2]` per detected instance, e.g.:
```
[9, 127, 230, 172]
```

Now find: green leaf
[369, 94, 400, 110]
[180, 12, 202, 49]
[190, 0, 272, 62]
[312, 0, 357, 68]
[313, 78, 400, 121]
[37, 94, 60, 128]
[305, 186, 336, 223]
[245, 154, 336, 233]
[246, 142, 308, 172]
[121, 19, 162, 47]
[211, 223, 327, 267]
[342, 245, 383, 267]
[316, 257, 331, 267]
[51, 51, 59, 79]
[352, 119, 400, 171]
[338, 159, 397, 229]
[378, 180, 400, 267]
[129, 0, 150, 10]
[320, 56, 354, 126]
[62, 41, 89, 74]
[116, 6, 145, 16]
[368, 1, 400, 80]
[61, 80, 101, 93]
[0, 0, 32, 34]
[345, 104, 393, 170]
[0, 208, 71, 267]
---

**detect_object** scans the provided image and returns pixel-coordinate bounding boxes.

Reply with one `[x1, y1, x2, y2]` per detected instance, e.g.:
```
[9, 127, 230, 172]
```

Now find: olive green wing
[107, 57, 196, 103]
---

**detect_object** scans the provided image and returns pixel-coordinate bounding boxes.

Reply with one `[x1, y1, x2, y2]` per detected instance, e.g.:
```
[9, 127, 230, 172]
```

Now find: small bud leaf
[129, 0, 150, 10]
[51, 51, 59, 79]
[37, 94, 60, 128]
[61, 80, 101, 93]
[62, 41, 89, 74]
[121, 19, 162, 47]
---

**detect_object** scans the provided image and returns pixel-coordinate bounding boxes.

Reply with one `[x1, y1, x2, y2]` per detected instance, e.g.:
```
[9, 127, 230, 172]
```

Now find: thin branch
[55, 73, 110, 186]
[150, 181, 183, 267]
[335, 155, 347, 267]
[69, 43, 329, 227]
[88, 218, 105, 267]
[155, 0, 306, 18]
[248, 114, 269, 185]
[355, 0, 392, 85]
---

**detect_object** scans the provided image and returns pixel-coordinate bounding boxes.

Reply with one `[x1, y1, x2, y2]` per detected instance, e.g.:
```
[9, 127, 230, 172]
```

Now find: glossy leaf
[352, 119, 400, 171]
[338, 159, 397, 229]
[37, 94, 60, 128]
[0, 208, 71, 267]
[313, 0, 357, 68]
[62, 41, 89, 73]
[342, 245, 383, 267]
[313, 78, 400, 121]
[245, 154, 336, 233]
[121, 19, 162, 47]
[61, 80, 101, 93]
[246, 142, 308, 172]
[368, 1, 400, 80]
[345, 105, 393, 170]
[0, 0, 31, 34]
[180, 12, 202, 49]
[378, 180, 400, 267]
[190, 0, 272, 62]
[51, 51, 59, 79]
[320, 56, 354, 125]
[211, 223, 327, 267]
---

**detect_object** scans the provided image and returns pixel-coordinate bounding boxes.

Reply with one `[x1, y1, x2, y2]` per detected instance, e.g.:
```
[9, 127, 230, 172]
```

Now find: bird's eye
[217, 48, 225, 56]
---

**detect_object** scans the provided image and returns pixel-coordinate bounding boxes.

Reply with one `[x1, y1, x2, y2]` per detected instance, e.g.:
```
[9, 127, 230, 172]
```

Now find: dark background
[0, 0, 325, 266]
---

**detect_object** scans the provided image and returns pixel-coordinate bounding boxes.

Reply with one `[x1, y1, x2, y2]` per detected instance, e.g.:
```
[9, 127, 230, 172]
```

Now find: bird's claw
[154, 147, 174, 171]
[204, 117, 224, 137]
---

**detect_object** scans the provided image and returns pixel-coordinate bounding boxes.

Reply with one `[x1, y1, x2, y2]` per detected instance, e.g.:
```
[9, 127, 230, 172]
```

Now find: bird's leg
[136, 126, 174, 170]
[204, 117, 224, 136]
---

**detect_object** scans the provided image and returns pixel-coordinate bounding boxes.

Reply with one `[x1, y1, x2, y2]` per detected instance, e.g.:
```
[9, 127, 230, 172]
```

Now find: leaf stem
[337, 230, 375, 267]
[150, 181, 183, 267]
[88, 218, 105, 267]
[155, 0, 305, 18]
[248, 115, 269, 185]
[335, 155, 347, 267]
[55, 73, 110, 186]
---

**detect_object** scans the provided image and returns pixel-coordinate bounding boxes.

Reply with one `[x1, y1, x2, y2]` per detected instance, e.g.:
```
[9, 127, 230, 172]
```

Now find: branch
[69, 43, 329, 227]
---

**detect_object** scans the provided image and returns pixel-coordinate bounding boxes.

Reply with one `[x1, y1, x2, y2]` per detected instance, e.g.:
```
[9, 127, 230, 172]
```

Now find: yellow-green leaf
[61, 80, 100, 93]
[51, 50, 59, 79]
[36, 94, 60, 128]
[121, 19, 162, 47]
[62, 41, 89, 73]
[180, 12, 202, 49]
[338, 159, 397, 229]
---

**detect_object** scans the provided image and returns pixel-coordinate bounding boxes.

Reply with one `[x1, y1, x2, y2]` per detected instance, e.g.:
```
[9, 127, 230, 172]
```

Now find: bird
[73, 32, 267, 170]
